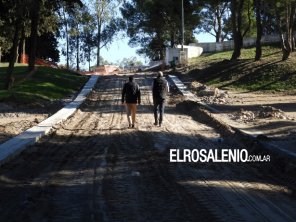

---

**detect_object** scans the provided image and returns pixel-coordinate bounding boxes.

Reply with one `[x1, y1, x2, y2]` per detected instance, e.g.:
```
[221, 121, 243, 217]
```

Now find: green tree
[81, 10, 97, 71]
[230, 0, 254, 60]
[197, 0, 231, 42]
[274, 0, 296, 60]
[34, 33, 60, 62]
[121, 0, 200, 60]
[0, 1, 14, 63]
[3, 0, 29, 89]
[254, 0, 263, 60]
[27, 0, 83, 72]
[2, 0, 83, 89]
[68, 3, 85, 71]
[118, 56, 143, 69]
[92, 0, 123, 66]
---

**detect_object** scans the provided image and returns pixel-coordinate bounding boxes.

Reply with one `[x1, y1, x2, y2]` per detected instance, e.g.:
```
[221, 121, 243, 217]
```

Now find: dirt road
[0, 74, 295, 222]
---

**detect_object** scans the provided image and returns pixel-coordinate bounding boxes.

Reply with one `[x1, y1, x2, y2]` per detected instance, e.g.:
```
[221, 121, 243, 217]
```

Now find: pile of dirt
[0, 114, 47, 143]
[258, 106, 290, 120]
[229, 106, 292, 123]
[200, 95, 229, 104]
[190, 81, 229, 104]
[167, 94, 185, 105]
[229, 109, 256, 122]
[0, 101, 59, 144]
[0, 119, 39, 135]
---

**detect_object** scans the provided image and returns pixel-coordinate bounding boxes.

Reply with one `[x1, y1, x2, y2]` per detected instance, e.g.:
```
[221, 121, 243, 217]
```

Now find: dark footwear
[132, 124, 135, 128]
[128, 124, 132, 128]
[154, 122, 158, 126]
[159, 124, 162, 127]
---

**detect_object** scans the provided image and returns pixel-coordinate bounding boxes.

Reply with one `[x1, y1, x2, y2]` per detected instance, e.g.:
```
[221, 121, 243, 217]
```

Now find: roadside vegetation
[0, 64, 88, 103]
[186, 45, 296, 92]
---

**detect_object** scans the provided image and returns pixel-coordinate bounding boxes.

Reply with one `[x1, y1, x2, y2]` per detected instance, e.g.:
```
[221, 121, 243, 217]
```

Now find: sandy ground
[0, 74, 295, 221]
[213, 91, 296, 136]
[209, 91, 296, 153]
[179, 74, 296, 154]
[0, 99, 70, 144]
[227, 91, 296, 119]
[0, 111, 49, 143]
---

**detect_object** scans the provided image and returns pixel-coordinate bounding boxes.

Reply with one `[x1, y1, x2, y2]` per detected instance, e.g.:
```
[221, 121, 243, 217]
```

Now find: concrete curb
[0, 75, 99, 166]
[168, 75, 296, 161]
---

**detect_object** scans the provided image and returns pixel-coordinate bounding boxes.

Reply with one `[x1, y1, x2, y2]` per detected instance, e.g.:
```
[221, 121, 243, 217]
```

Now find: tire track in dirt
[132, 74, 296, 222]
[0, 74, 296, 222]
[0, 76, 123, 221]
[96, 75, 218, 221]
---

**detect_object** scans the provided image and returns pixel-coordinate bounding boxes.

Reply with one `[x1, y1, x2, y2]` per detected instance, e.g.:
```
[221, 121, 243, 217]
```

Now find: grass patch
[0, 64, 88, 103]
[186, 45, 296, 92]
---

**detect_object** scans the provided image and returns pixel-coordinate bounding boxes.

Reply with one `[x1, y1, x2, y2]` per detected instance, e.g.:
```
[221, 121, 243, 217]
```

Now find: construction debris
[229, 106, 291, 122]
[197, 88, 219, 97]
[258, 106, 289, 120]
[230, 109, 256, 122]
[190, 81, 206, 91]
[190, 81, 230, 104]
[200, 96, 228, 104]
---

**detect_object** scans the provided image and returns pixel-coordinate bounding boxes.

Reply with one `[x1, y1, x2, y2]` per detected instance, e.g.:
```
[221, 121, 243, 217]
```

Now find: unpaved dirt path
[0, 74, 295, 222]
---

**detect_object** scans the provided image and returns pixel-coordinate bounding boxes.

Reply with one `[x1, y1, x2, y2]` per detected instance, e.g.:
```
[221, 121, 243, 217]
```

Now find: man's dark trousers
[153, 98, 165, 125]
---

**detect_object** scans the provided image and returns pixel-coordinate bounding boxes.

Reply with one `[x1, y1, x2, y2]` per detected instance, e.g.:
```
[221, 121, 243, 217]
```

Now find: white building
[165, 44, 203, 66]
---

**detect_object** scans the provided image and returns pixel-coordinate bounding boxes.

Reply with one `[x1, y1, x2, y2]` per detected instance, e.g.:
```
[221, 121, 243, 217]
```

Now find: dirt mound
[230, 106, 292, 123]
[258, 106, 289, 119]
[0, 101, 61, 144]
[230, 109, 256, 122]
[190, 81, 230, 104]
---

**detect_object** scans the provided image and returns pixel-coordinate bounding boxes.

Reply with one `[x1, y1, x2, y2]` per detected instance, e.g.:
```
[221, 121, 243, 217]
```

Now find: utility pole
[180, 0, 187, 65]
[181, 0, 184, 51]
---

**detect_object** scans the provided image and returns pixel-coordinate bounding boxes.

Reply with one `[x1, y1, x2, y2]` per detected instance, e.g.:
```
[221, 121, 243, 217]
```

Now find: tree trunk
[88, 45, 91, 71]
[18, 27, 26, 63]
[62, 4, 69, 69]
[287, 2, 296, 56]
[22, 39, 26, 63]
[281, 36, 290, 60]
[66, 29, 69, 69]
[276, 1, 296, 61]
[216, 11, 222, 43]
[255, 0, 263, 61]
[76, 25, 80, 71]
[5, 19, 22, 90]
[170, 30, 175, 47]
[96, 18, 101, 67]
[0, 47, 2, 63]
[231, 0, 244, 60]
[15, 45, 19, 63]
[231, 0, 238, 60]
[28, 0, 40, 72]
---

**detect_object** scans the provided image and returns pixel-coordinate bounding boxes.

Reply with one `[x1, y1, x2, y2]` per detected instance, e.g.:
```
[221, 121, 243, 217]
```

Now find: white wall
[165, 45, 203, 65]
[196, 35, 281, 53]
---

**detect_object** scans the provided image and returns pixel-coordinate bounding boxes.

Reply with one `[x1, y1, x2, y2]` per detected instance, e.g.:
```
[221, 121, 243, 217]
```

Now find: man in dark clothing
[152, 71, 169, 127]
[122, 76, 141, 128]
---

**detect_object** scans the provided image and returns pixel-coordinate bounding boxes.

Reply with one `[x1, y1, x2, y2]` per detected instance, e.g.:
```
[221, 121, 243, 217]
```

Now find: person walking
[122, 76, 141, 128]
[152, 71, 169, 127]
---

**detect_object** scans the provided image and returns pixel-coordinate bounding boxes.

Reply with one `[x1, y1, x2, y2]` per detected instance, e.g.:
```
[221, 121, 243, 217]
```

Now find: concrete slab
[0, 75, 99, 166]
[168, 75, 296, 160]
